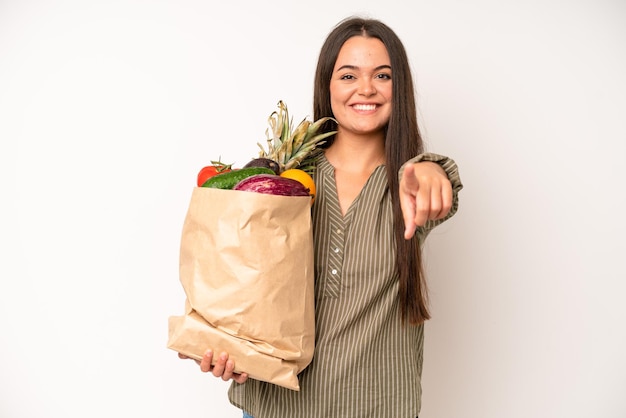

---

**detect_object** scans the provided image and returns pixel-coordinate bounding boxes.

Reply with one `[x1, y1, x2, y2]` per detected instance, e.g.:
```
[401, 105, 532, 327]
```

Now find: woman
[183, 16, 463, 417]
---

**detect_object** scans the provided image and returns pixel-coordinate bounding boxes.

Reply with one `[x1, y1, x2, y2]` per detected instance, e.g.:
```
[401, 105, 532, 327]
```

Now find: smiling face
[330, 36, 393, 140]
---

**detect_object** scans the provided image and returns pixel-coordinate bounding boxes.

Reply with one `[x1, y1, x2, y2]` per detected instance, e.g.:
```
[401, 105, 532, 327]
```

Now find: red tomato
[196, 161, 233, 186]
[197, 166, 218, 186]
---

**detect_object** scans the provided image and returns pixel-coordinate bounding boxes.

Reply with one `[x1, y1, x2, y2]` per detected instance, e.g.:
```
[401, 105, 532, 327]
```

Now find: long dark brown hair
[313, 16, 429, 325]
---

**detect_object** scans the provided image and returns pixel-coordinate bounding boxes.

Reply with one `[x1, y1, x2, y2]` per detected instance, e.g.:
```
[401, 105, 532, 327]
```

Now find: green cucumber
[201, 167, 275, 189]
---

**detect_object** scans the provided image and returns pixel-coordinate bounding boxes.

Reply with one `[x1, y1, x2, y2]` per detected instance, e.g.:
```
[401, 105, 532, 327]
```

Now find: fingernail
[205, 349, 212, 356]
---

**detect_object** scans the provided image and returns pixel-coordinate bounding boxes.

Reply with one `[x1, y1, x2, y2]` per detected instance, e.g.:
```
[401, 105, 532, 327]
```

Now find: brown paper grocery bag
[167, 187, 315, 391]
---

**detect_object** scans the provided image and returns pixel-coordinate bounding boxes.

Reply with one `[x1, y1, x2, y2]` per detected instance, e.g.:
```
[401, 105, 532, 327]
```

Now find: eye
[375, 72, 392, 80]
[340, 74, 356, 80]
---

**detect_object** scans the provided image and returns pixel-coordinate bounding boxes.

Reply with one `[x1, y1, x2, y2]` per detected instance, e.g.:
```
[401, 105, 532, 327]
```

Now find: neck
[325, 132, 385, 173]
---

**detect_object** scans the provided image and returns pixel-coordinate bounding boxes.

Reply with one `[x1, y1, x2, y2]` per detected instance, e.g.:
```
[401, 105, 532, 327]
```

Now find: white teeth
[353, 104, 376, 111]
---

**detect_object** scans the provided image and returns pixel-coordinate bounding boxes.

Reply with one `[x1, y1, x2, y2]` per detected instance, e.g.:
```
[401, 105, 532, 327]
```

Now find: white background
[1, 0, 625, 417]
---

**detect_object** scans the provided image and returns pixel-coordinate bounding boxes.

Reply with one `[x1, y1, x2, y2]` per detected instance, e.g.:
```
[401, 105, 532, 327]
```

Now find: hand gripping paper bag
[167, 186, 315, 391]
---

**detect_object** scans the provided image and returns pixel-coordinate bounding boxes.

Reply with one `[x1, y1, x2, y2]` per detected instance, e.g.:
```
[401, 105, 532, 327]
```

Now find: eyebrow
[335, 64, 392, 72]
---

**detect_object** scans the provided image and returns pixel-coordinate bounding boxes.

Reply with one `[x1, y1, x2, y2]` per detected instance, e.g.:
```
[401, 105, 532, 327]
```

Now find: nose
[358, 78, 376, 96]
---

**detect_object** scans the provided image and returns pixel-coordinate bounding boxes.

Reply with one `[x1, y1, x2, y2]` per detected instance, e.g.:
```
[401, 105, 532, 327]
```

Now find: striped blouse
[228, 152, 463, 418]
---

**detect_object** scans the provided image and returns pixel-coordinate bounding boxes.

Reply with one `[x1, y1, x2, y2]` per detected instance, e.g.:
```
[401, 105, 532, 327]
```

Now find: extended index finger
[400, 163, 419, 239]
